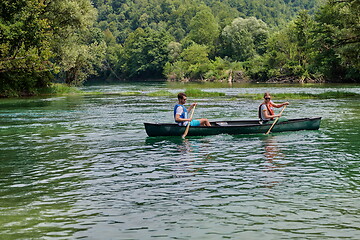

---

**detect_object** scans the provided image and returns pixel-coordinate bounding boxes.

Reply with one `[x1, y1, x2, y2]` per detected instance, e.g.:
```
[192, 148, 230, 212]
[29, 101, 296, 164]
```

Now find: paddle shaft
[182, 105, 196, 139]
[265, 105, 287, 135]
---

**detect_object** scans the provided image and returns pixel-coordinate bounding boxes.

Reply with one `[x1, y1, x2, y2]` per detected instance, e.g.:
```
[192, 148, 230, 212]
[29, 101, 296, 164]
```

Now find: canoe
[144, 117, 321, 137]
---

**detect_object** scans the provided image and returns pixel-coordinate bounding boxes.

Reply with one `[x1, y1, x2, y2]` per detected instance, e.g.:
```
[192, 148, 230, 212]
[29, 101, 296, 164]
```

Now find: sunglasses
[265, 97, 271, 100]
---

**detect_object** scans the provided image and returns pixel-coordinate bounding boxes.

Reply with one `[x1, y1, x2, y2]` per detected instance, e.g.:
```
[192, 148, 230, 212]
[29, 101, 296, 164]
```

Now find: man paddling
[259, 92, 289, 123]
[174, 93, 211, 127]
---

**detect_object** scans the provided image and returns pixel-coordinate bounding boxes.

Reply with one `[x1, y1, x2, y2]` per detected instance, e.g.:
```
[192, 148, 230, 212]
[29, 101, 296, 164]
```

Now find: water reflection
[145, 137, 201, 154]
[263, 136, 285, 167]
[145, 137, 211, 175]
[261, 136, 287, 188]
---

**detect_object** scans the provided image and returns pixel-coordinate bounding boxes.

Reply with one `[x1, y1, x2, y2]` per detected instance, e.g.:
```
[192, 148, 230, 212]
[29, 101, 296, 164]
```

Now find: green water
[1, 82, 359, 239]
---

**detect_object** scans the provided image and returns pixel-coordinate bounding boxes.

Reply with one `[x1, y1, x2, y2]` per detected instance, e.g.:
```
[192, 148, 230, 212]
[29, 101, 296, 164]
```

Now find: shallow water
[1, 82, 359, 239]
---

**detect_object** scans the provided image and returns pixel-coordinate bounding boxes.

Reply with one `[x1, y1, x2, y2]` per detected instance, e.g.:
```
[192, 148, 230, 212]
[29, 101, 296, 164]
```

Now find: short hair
[264, 92, 271, 98]
[178, 92, 187, 100]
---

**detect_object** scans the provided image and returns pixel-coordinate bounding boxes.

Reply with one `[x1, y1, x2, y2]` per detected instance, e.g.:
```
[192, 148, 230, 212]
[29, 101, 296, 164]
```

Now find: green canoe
[144, 117, 321, 137]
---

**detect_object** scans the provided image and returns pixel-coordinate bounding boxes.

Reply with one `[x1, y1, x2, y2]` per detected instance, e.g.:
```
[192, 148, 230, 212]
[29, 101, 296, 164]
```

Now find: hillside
[1, 0, 358, 96]
[93, 0, 323, 43]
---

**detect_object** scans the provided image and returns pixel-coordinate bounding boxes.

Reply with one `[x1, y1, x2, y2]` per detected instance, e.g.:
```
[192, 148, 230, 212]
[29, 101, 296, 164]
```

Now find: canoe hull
[144, 117, 321, 137]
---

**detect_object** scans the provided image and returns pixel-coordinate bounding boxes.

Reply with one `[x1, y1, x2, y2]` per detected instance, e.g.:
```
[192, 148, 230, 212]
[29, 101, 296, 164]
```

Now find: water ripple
[1, 85, 360, 239]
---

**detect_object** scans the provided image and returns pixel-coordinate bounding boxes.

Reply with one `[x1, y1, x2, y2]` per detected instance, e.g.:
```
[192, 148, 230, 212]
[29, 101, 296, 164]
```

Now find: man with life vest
[174, 92, 211, 127]
[259, 92, 289, 122]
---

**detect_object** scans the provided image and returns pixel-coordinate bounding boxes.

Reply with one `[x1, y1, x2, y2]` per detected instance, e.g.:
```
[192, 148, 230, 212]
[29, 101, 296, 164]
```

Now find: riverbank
[2, 82, 360, 100]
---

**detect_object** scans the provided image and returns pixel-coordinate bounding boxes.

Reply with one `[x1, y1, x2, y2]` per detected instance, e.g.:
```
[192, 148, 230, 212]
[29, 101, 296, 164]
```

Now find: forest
[0, 0, 359, 96]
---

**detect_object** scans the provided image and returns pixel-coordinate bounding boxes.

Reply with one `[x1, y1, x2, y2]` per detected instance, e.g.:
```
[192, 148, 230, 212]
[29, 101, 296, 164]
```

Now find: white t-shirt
[260, 102, 274, 121]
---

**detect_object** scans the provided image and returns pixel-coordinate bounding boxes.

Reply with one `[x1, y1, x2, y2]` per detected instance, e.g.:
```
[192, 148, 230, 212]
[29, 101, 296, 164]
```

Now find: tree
[43, 0, 106, 85]
[164, 43, 211, 80]
[221, 17, 269, 61]
[252, 12, 317, 81]
[121, 28, 173, 79]
[313, 0, 360, 81]
[181, 43, 211, 79]
[0, 0, 53, 96]
[187, 8, 220, 50]
[0, 0, 105, 96]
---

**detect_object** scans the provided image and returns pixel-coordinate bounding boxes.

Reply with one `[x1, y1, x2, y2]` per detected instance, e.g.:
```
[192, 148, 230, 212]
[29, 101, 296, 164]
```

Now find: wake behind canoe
[144, 117, 321, 137]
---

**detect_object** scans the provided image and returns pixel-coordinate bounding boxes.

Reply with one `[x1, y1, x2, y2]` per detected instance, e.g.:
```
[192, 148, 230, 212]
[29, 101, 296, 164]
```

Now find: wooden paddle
[265, 105, 287, 135]
[182, 104, 196, 139]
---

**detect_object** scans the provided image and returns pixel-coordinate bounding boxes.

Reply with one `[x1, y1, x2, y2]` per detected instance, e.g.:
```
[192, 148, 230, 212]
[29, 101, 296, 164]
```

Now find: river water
[1, 82, 359, 239]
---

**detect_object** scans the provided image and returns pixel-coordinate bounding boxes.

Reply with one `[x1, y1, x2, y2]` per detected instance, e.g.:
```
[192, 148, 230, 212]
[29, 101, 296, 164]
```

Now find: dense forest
[0, 0, 359, 96]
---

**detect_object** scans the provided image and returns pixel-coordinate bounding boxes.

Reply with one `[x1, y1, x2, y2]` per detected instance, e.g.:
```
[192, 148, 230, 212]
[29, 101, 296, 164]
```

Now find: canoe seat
[216, 122, 228, 126]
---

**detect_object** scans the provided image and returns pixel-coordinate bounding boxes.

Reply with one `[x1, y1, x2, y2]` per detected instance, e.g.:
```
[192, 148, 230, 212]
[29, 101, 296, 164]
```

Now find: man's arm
[187, 103, 197, 112]
[175, 114, 192, 122]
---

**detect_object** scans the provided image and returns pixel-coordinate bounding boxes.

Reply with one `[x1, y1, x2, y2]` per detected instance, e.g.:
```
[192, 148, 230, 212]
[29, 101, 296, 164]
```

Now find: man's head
[178, 93, 187, 104]
[178, 93, 187, 105]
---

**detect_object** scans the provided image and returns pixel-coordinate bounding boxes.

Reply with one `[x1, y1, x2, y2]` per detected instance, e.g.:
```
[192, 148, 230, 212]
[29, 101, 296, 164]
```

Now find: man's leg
[199, 118, 211, 126]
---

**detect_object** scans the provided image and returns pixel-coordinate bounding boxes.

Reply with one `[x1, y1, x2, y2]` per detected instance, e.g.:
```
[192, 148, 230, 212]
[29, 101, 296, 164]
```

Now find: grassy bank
[243, 91, 360, 100]
[146, 89, 360, 99]
[41, 87, 360, 99]
[3, 84, 359, 100]
[39, 83, 83, 95]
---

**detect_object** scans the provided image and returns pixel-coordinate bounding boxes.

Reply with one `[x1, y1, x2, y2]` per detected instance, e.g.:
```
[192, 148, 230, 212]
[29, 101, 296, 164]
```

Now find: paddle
[265, 105, 287, 135]
[182, 104, 196, 139]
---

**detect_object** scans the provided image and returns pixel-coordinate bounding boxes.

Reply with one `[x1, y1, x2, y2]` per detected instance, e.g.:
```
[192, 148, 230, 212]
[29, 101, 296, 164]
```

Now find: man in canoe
[259, 92, 289, 122]
[174, 92, 211, 127]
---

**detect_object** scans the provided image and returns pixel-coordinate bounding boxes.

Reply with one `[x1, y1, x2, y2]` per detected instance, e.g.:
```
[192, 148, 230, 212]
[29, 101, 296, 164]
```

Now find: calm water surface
[0, 82, 359, 239]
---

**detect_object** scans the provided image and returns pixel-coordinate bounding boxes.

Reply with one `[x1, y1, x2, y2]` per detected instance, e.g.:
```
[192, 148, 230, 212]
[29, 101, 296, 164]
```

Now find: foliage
[187, 7, 220, 53]
[315, 91, 360, 99]
[0, 0, 54, 96]
[246, 91, 360, 99]
[43, 0, 106, 85]
[120, 28, 173, 79]
[38, 83, 82, 95]
[311, 0, 360, 81]
[119, 91, 142, 96]
[91, 0, 329, 82]
[0, 0, 106, 96]
[1, 0, 360, 97]
[221, 17, 269, 61]
[185, 88, 225, 97]
[247, 3, 359, 83]
[283, 91, 360, 99]
[147, 90, 173, 96]
[164, 43, 211, 80]
[250, 12, 316, 81]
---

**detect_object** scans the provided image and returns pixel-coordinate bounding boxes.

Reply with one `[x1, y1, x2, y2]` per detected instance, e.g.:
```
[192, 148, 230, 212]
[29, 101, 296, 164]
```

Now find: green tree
[43, 0, 106, 85]
[0, 0, 53, 96]
[249, 12, 318, 82]
[121, 28, 173, 78]
[187, 8, 220, 50]
[164, 43, 211, 80]
[181, 43, 211, 80]
[221, 17, 269, 61]
[0, 0, 105, 96]
[313, 0, 360, 81]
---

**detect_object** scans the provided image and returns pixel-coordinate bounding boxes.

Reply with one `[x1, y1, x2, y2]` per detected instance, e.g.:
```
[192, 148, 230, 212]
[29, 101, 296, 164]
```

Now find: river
[1, 82, 359, 239]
